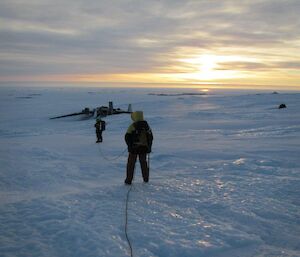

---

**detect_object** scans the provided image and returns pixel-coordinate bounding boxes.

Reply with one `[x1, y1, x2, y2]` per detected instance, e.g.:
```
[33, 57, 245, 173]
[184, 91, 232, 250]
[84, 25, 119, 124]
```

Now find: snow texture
[0, 86, 300, 257]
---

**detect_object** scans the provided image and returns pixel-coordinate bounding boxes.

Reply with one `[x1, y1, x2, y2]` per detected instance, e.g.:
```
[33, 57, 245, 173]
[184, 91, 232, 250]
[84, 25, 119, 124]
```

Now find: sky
[0, 0, 300, 89]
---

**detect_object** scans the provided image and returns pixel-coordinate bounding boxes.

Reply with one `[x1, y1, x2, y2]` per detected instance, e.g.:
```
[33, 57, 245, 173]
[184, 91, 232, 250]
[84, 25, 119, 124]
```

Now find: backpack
[132, 122, 152, 152]
[134, 128, 148, 147]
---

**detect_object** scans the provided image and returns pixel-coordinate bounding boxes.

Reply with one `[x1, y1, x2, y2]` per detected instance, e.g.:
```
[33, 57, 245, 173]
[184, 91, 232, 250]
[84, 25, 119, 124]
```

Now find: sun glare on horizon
[174, 54, 254, 82]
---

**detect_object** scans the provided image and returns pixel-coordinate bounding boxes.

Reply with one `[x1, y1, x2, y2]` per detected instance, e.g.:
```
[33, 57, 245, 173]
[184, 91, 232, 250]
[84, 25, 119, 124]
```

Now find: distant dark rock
[16, 94, 41, 99]
[278, 104, 287, 109]
[28, 93, 42, 96]
[272, 91, 279, 94]
[16, 96, 33, 99]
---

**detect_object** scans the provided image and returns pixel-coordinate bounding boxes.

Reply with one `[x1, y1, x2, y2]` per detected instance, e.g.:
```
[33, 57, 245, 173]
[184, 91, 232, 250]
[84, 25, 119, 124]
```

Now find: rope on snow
[125, 184, 134, 257]
[96, 144, 133, 256]
[96, 144, 127, 162]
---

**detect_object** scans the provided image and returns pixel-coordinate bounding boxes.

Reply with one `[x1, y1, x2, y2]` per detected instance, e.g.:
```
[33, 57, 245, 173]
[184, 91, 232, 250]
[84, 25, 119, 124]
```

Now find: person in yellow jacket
[124, 111, 153, 185]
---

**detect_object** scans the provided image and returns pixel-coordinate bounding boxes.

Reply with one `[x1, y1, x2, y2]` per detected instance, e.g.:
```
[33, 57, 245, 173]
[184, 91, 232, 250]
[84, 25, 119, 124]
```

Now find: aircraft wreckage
[50, 101, 132, 120]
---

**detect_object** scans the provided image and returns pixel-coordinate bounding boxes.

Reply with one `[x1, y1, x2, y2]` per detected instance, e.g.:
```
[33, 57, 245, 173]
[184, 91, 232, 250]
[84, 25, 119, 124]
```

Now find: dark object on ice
[95, 102, 132, 117]
[16, 96, 33, 99]
[124, 111, 153, 184]
[278, 104, 287, 109]
[95, 118, 106, 143]
[272, 91, 279, 94]
[16, 93, 42, 99]
[50, 107, 94, 119]
[50, 102, 132, 120]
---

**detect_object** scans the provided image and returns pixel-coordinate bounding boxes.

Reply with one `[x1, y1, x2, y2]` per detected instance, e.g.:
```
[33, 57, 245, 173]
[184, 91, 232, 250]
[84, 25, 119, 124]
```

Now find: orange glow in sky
[0, 1, 299, 90]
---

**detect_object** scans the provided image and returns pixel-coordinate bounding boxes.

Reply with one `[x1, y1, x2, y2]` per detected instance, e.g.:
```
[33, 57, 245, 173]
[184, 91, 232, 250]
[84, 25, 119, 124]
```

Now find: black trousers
[125, 152, 149, 183]
[96, 130, 103, 142]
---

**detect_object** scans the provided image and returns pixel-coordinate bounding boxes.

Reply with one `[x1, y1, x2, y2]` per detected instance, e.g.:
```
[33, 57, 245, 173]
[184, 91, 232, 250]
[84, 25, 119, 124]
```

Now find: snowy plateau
[0, 86, 299, 257]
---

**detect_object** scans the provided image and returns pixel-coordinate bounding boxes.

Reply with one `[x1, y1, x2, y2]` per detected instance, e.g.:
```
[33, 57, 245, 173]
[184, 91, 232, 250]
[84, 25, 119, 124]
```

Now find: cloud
[217, 61, 271, 71]
[0, 0, 299, 83]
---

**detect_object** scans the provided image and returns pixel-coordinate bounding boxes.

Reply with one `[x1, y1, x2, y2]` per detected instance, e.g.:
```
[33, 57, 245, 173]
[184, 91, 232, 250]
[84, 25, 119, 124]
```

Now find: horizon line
[0, 81, 299, 91]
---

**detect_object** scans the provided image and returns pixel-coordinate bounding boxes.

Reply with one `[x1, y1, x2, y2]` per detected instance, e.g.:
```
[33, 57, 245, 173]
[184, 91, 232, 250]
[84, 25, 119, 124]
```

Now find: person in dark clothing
[124, 111, 153, 185]
[95, 118, 106, 143]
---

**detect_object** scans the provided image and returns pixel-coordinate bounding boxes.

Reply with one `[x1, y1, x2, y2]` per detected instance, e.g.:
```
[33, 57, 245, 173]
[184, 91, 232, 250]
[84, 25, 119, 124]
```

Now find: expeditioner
[124, 111, 153, 184]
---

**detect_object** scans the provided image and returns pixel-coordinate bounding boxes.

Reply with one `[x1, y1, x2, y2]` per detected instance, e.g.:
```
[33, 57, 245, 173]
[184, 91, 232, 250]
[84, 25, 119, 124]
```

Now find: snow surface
[0, 85, 300, 257]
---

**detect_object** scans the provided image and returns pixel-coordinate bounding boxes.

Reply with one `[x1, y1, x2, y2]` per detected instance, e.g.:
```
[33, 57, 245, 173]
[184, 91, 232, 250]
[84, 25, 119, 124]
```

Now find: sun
[174, 54, 247, 82]
[201, 89, 209, 92]
[181, 54, 218, 80]
[197, 55, 218, 80]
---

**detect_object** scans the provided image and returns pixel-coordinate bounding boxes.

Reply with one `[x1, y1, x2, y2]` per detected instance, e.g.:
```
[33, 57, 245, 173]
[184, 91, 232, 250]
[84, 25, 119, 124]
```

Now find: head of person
[131, 111, 144, 122]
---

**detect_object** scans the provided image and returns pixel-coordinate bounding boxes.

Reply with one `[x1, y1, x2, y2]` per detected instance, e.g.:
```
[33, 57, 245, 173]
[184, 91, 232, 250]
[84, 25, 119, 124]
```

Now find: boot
[124, 179, 132, 185]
